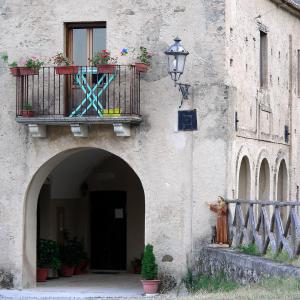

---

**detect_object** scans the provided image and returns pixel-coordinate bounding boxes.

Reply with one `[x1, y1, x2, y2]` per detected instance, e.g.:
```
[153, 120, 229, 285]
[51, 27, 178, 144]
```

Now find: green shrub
[37, 239, 60, 269]
[182, 270, 239, 293]
[265, 249, 291, 263]
[237, 243, 260, 256]
[141, 244, 158, 280]
[60, 235, 87, 267]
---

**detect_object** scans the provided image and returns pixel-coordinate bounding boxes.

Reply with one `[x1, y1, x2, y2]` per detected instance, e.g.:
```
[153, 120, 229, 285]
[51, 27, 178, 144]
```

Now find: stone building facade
[0, 0, 300, 289]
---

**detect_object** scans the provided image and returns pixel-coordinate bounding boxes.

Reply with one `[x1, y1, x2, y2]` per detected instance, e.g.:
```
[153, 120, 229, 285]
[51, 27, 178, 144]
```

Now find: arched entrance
[238, 156, 251, 215]
[277, 159, 288, 202]
[23, 148, 145, 287]
[258, 159, 270, 201]
[276, 159, 288, 221]
[257, 158, 270, 220]
[238, 156, 251, 201]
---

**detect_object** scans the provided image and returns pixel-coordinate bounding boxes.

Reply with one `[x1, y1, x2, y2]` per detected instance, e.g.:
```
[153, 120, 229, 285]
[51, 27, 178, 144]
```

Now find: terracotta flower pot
[73, 265, 83, 275]
[20, 110, 34, 117]
[135, 63, 149, 73]
[10, 67, 20, 76]
[36, 268, 48, 282]
[19, 67, 39, 76]
[97, 64, 116, 74]
[133, 265, 141, 274]
[47, 268, 59, 279]
[141, 280, 160, 295]
[60, 265, 75, 277]
[55, 66, 79, 75]
[80, 260, 89, 273]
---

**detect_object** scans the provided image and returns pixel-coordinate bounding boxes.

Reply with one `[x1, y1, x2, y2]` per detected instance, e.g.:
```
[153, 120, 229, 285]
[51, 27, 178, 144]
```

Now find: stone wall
[225, 0, 300, 202]
[197, 246, 300, 284]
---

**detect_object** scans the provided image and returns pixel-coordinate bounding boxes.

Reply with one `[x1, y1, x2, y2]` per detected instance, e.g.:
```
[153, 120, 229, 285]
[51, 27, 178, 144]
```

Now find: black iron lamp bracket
[176, 82, 191, 108]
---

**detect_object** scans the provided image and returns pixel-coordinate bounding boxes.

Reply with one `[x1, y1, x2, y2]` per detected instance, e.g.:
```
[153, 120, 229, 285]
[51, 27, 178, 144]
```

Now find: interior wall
[39, 196, 84, 242]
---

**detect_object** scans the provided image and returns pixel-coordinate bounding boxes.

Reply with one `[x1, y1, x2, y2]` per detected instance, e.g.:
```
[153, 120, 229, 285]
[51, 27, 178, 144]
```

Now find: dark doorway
[90, 191, 127, 270]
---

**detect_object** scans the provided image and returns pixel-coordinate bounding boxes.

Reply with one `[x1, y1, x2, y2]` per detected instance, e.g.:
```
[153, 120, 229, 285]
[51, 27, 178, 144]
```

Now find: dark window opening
[260, 31, 268, 88]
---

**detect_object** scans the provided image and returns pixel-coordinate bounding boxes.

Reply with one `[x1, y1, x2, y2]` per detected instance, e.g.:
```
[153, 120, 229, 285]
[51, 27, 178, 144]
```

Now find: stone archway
[237, 156, 251, 216]
[276, 159, 288, 202]
[258, 158, 270, 201]
[238, 156, 251, 201]
[23, 148, 145, 288]
[276, 159, 288, 222]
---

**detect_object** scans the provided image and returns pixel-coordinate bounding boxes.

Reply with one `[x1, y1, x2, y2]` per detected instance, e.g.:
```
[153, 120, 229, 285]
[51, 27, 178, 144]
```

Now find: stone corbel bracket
[70, 123, 89, 138]
[113, 123, 131, 137]
[28, 124, 47, 138]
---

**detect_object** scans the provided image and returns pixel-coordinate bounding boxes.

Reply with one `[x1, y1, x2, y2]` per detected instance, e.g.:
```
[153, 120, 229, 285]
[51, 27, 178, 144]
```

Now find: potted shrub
[92, 50, 117, 74]
[135, 47, 152, 73]
[37, 239, 51, 282]
[60, 236, 81, 277]
[73, 238, 88, 275]
[20, 103, 34, 117]
[141, 244, 160, 295]
[1, 52, 19, 76]
[51, 52, 78, 75]
[47, 240, 61, 279]
[19, 56, 43, 75]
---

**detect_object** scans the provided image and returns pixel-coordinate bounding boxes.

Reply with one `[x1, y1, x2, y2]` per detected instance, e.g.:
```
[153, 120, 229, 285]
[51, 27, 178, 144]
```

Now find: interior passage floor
[0, 273, 144, 299]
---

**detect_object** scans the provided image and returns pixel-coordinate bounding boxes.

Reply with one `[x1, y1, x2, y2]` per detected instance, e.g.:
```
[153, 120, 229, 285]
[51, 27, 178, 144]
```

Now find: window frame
[65, 22, 106, 66]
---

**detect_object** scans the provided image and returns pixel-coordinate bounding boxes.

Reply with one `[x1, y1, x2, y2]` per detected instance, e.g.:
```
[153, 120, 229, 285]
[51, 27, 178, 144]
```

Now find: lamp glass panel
[176, 55, 186, 74]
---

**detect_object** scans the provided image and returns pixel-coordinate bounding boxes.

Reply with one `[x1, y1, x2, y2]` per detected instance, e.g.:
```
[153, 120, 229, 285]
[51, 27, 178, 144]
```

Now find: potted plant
[19, 56, 43, 75]
[131, 257, 142, 274]
[1, 52, 19, 76]
[92, 50, 117, 74]
[135, 47, 152, 73]
[46, 240, 61, 279]
[73, 238, 88, 275]
[59, 235, 81, 277]
[20, 103, 34, 117]
[37, 239, 52, 282]
[51, 52, 78, 75]
[141, 244, 160, 295]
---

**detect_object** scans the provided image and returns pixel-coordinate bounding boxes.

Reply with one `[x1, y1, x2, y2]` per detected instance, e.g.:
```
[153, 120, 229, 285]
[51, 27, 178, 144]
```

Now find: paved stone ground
[0, 273, 144, 299]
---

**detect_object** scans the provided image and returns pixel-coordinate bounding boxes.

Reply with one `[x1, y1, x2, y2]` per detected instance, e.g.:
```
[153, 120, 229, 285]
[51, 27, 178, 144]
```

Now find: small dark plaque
[178, 109, 197, 131]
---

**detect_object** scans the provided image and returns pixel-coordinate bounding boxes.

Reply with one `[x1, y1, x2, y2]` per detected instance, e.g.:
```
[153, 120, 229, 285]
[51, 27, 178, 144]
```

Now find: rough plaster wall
[225, 0, 300, 203]
[191, 0, 229, 254]
[0, 0, 230, 288]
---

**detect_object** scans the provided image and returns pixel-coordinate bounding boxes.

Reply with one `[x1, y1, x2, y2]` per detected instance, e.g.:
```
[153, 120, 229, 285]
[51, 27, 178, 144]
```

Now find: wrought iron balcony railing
[15, 65, 141, 122]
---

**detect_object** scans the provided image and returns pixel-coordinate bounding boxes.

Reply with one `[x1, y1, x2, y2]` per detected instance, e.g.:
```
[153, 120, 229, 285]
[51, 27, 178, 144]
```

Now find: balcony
[15, 65, 142, 137]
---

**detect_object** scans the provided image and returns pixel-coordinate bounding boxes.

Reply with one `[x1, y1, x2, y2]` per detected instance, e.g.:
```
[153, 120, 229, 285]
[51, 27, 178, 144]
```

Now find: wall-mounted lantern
[165, 37, 191, 107]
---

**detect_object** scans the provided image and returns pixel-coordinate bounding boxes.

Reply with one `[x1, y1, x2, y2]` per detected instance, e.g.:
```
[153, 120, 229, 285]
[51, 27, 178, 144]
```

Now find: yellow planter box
[102, 108, 121, 117]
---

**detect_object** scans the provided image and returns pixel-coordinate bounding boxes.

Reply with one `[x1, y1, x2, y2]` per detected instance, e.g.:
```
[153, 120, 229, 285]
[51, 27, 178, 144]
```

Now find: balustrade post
[261, 204, 266, 253]
[291, 206, 296, 256]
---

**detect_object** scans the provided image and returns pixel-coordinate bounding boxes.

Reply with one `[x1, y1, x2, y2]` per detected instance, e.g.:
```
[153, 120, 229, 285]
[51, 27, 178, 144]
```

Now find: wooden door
[90, 191, 127, 270]
[65, 23, 106, 115]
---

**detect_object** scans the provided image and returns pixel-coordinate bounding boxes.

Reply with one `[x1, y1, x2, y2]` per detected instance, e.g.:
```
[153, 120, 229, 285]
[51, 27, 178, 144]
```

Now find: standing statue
[207, 196, 228, 244]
